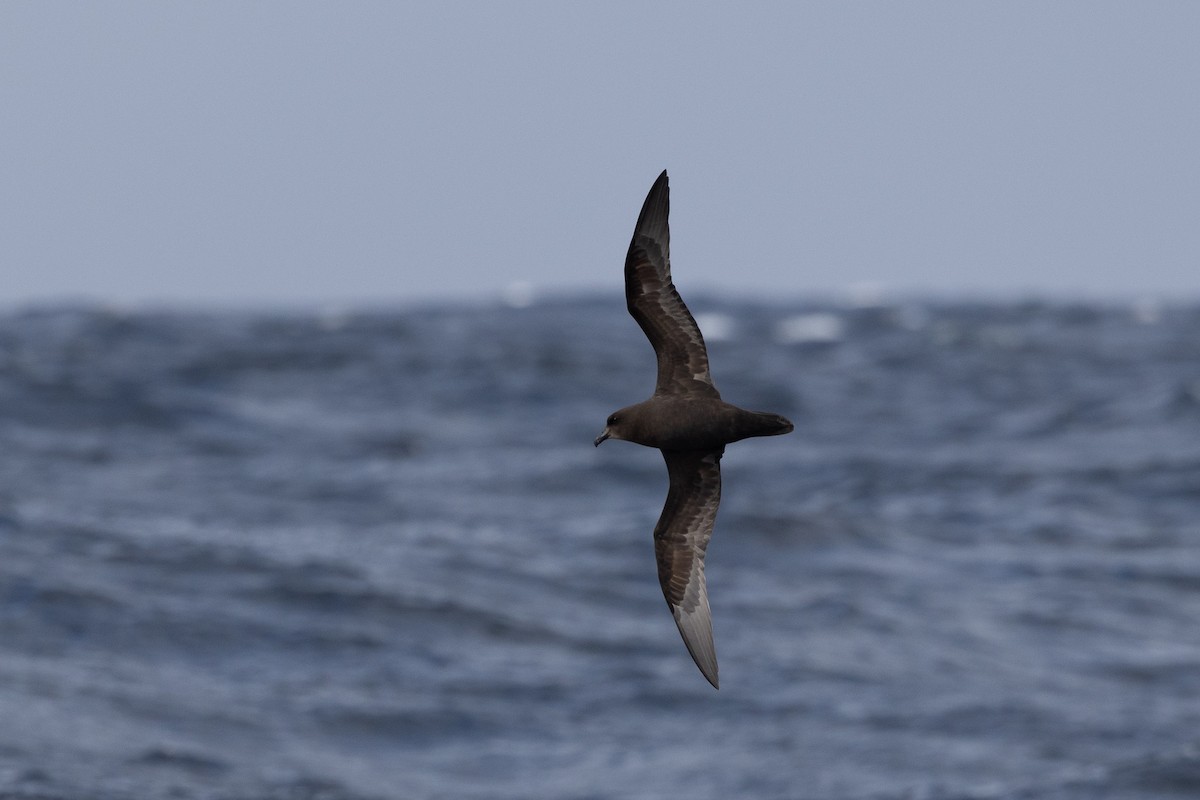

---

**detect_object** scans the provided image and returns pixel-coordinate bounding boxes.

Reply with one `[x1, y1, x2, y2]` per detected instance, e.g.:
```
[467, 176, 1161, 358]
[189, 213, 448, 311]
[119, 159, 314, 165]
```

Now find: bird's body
[599, 395, 791, 453]
[595, 171, 793, 689]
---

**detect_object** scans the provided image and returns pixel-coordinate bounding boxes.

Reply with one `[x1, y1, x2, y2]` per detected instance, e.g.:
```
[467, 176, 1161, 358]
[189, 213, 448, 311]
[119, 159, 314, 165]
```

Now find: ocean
[2, 296, 1200, 800]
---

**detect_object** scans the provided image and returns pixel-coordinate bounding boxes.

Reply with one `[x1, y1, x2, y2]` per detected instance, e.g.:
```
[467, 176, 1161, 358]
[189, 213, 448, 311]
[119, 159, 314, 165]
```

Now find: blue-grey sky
[3, 3, 1198, 307]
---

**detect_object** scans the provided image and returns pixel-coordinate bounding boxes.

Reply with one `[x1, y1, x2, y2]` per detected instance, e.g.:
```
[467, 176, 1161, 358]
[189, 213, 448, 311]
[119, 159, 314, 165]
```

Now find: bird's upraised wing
[654, 448, 723, 689]
[625, 171, 719, 399]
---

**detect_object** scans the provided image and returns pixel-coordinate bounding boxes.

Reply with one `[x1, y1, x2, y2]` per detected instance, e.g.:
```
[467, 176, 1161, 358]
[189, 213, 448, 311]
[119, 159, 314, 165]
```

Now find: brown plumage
[594, 171, 794, 688]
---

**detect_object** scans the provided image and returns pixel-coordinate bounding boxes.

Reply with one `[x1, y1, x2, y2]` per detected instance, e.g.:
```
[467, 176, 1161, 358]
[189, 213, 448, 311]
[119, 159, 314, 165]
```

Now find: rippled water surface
[2, 297, 1200, 799]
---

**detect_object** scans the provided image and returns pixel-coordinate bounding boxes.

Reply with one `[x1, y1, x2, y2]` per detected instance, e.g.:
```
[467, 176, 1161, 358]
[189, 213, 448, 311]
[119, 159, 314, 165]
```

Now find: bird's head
[594, 407, 635, 447]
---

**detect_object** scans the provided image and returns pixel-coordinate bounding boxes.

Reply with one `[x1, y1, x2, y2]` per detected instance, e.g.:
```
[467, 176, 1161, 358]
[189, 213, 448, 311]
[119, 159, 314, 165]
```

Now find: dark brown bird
[594, 171, 794, 689]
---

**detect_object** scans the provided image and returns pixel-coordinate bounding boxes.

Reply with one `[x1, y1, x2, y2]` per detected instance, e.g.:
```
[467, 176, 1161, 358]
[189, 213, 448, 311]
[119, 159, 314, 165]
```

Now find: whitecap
[775, 313, 844, 344]
[500, 281, 536, 308]
[694, 312, 735, 342]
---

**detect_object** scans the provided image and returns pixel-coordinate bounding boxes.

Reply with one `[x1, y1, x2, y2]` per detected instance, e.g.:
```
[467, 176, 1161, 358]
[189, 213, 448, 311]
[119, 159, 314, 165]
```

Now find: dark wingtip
[651, 170, 669, 201]
[631, 171, 670, 245]
[644, 170, 668, 207]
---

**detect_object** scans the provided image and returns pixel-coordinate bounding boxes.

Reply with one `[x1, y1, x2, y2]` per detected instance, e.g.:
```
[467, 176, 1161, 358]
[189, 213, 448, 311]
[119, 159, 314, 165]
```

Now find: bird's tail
[735, 410, 794, 440]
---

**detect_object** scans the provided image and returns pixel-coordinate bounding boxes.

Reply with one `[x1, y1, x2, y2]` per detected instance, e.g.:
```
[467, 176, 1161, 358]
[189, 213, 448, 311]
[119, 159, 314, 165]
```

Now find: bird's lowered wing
[654, 448, 723, 688]
[625, 171, 719, 399]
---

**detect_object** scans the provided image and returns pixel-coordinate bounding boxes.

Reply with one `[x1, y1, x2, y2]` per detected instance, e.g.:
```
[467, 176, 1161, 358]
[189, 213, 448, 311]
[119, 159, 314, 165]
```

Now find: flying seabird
[595, 171, 794, 689]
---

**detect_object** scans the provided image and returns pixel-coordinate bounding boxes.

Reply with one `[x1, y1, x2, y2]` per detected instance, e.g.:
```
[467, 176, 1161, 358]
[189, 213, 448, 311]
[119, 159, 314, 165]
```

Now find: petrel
[594, 171, 794, 689]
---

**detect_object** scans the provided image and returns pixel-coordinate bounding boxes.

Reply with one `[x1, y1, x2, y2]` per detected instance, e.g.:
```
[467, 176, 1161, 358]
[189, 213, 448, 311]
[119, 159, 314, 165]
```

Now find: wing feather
[625, 171, 719, 398]
[654, 449, 723, 688]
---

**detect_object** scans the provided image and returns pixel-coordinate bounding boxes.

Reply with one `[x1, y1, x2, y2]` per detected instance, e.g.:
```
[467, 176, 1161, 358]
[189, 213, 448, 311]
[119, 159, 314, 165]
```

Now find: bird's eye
[608, 415, 618, 426]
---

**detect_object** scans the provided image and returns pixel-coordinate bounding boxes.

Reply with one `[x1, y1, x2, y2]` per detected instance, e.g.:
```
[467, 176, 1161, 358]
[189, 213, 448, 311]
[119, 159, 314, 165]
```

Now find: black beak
[594, 430, 610, 447]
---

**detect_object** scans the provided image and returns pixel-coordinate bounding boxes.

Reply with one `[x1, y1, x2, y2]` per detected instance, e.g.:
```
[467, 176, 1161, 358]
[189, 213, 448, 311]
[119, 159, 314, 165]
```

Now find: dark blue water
[2, 296, 1200, 800]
